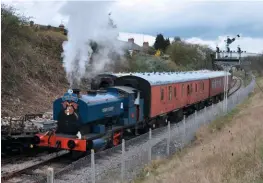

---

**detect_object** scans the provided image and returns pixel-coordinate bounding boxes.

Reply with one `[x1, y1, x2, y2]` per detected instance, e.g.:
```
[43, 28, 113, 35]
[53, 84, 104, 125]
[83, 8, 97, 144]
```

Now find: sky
[2, 0, 263, 53]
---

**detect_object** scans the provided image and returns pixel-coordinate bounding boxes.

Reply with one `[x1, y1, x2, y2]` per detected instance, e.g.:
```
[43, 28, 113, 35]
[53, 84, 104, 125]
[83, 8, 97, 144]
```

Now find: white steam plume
[60, 1, 125, 87]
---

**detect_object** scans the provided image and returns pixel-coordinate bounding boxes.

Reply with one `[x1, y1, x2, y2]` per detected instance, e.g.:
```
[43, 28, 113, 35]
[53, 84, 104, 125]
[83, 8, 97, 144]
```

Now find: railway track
[1, 77, 242, 183]
[1, 150, 69, 183]
[2, 153, 45, 166]
[228, 77, 242, 97]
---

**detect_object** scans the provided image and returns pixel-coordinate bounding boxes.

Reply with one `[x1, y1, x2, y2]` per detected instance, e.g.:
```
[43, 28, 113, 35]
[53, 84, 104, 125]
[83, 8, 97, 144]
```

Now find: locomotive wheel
[9, 143, 24, 155]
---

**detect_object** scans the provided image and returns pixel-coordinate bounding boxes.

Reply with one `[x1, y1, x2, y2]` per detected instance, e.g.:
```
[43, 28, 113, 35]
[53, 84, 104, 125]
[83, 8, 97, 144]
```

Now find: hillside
[1, 5, 68, 116]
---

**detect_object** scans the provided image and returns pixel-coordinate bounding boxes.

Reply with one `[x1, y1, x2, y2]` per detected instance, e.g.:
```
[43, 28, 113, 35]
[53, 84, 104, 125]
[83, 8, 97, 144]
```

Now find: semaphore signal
[213, 34, 249, 69]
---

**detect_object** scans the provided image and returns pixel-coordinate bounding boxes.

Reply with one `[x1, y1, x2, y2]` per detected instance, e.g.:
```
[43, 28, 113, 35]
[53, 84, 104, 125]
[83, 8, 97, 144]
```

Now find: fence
[47, 77, 255, 183]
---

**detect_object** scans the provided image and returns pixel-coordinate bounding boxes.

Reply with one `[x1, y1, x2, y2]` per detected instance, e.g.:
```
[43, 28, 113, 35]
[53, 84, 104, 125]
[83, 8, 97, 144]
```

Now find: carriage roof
[112, 70, 231, 86]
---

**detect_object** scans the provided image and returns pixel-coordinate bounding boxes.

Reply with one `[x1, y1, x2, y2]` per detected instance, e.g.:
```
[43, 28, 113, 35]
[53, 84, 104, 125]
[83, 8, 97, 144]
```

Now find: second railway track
[1, 150, 69, 183]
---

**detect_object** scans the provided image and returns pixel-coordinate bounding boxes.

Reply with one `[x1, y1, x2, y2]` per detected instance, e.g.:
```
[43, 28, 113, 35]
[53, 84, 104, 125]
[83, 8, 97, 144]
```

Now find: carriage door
[160, 87, 166, 113]
[167, 86, 173, 111]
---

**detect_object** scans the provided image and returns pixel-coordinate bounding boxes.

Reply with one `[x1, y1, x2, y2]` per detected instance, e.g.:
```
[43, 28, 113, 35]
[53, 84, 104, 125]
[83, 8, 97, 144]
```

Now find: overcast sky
[3, 0, 263, 53]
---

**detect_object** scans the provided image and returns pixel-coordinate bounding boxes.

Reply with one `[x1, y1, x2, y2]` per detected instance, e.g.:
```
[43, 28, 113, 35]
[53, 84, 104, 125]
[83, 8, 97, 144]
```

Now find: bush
[166, 41, 213, 70]
[1, 4, 31, 48]
[243, 54, 263, 76]
[29, 20, 34, 26]
[146, 46, 156, 55]
[128, 53, 182, 72]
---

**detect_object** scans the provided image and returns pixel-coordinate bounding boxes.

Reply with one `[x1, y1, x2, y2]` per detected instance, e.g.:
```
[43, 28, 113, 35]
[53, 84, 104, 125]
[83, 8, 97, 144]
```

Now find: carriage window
[174, 87, 177, 97]
[187, 85, 191, 95]
[182, 84, 184, 96]
[168, 86, 172, 100]
[200, 82, 204, 92]
[202, 82, 205, 90]
[195, 83, 198, 92]
[161, 88, 164, 100]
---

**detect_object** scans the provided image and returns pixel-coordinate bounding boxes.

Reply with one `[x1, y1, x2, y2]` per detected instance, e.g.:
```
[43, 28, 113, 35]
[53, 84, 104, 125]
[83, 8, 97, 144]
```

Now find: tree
[173, 36, 181, 43]
[166, 41, 213, 70]
[147, 46, 156, 55]
[153, 34, 171, 52]
[153, 34, 166, 51]
[164, 38, 170, 50]
[29, 20, 34, 26]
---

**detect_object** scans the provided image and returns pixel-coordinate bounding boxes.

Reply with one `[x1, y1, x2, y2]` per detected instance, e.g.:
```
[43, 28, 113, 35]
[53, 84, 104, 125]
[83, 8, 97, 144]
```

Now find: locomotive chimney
[87, 90, 97, 96]
[72, 89, 81, 98]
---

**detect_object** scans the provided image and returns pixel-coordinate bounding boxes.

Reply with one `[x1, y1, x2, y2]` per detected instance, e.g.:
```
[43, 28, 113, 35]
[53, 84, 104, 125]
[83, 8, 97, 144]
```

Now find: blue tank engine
[37, 86, 144, 152]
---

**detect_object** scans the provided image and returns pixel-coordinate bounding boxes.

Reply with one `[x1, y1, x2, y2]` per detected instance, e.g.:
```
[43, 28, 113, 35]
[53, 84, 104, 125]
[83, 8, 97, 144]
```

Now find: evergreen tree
[164, 38, 170, 50]
[153, 34, 166, 51]
[153, 34, 171, 52]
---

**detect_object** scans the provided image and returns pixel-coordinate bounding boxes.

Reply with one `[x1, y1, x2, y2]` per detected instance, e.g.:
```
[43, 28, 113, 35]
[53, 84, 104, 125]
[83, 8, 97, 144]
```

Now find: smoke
[60, 1, 125, 87]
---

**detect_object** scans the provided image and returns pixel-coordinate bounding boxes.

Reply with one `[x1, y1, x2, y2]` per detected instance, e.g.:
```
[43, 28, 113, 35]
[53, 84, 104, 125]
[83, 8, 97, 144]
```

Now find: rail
[228, 77, 242, 97]
[1, 150, 69, 182]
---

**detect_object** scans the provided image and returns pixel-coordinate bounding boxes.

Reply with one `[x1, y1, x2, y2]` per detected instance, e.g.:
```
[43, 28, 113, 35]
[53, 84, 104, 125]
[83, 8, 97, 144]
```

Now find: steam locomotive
[34, 70, 232, 157]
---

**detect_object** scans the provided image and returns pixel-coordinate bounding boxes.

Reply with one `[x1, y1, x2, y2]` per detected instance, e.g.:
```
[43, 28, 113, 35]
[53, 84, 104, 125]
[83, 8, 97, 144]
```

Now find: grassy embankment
[1, 5, 68, 116]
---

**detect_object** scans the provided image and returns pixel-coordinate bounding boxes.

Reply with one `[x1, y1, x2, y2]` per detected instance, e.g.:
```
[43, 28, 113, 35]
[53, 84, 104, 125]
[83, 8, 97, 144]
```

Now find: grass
[208, 95, 252, 133]
[134, 77, 263, 183]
